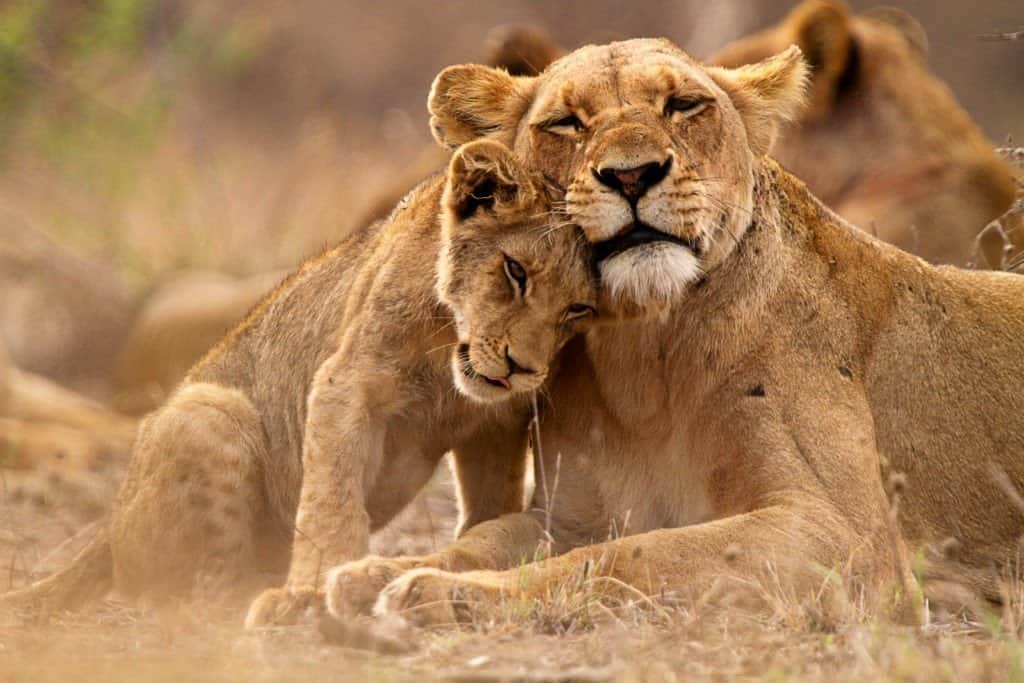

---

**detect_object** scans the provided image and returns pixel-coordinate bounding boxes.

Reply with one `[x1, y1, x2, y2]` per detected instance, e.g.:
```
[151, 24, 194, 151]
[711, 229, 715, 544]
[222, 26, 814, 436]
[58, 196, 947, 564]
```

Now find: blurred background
[1, 0, 1020, 287]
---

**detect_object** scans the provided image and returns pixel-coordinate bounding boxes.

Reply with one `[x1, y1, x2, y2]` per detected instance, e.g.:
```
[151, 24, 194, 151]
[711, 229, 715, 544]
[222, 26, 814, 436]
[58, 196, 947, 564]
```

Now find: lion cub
[0, 140, 597, 622]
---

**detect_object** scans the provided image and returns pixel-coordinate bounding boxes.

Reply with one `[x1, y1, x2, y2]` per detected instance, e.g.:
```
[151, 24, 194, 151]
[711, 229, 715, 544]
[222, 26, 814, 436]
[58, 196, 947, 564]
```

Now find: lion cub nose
[593, 158, 672, 201]
[505, 347, 536, 376]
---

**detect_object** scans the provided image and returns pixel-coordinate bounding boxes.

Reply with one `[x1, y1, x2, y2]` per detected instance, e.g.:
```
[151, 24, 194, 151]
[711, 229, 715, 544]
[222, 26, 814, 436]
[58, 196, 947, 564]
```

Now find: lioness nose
[593, 158, 672, 201]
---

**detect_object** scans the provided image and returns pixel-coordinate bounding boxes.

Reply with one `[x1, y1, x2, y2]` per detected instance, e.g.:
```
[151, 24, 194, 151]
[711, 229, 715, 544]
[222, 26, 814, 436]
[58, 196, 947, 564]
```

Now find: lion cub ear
[429, 65, 538, 150]
[707, 45, 809, 157]
[443, 140, 534, 225]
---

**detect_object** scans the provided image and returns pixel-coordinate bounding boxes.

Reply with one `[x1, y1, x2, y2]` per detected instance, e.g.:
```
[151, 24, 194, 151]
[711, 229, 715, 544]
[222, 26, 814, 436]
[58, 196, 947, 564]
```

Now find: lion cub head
[437, 140, 597, 403]
[429, 39, 807, 311]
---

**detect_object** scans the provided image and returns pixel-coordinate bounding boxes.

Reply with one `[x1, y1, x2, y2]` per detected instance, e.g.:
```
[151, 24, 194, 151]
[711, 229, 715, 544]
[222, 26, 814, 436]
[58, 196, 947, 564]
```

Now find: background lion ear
[786, 0, 854, 120]
[708, 45, 809, 157]
[445, 140, 529, 221]
[862, 6, 929, 58]
[482, 24, 563, 77]
[429, 64, 537, 150]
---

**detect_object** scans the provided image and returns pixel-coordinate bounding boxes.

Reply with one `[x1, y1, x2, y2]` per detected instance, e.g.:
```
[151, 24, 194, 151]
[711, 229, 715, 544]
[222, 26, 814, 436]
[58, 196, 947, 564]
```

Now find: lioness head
[438, 140, 597, 403]
[429, 39, 807, 310]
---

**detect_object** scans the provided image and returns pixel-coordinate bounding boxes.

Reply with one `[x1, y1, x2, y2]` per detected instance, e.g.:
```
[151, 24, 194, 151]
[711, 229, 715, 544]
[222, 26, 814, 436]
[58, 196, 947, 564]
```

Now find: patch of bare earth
[4, 468, 1024, 682]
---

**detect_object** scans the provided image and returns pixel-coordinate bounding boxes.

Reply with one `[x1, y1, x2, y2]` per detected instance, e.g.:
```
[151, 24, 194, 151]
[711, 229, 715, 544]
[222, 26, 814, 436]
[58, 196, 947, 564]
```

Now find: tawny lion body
[709, 0, 1016, 265]
[1, 142, 596, 619]
[320, 39, 1024, 627]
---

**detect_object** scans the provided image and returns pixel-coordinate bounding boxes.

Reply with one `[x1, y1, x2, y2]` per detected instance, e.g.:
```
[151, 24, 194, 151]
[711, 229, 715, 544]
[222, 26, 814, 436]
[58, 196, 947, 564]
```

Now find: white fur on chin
[600, 243, 702, 305]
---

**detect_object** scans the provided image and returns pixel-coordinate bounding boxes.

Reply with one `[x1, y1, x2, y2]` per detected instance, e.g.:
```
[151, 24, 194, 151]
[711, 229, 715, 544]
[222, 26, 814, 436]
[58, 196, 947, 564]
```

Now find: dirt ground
[3, 468, 1024, 682]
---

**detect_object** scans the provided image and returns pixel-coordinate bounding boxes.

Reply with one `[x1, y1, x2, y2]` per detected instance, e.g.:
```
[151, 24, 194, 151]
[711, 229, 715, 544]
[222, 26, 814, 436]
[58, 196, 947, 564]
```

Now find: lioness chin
[323, 38, 1024, 628]
[0, 140, 598, 624]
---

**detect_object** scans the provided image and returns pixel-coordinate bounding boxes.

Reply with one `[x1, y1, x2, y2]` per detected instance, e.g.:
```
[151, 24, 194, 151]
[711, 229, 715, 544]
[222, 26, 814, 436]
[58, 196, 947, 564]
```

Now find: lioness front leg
[376, 499, 911, 628]
[246, 356, 381, 628]
[324, 422, 539, 620]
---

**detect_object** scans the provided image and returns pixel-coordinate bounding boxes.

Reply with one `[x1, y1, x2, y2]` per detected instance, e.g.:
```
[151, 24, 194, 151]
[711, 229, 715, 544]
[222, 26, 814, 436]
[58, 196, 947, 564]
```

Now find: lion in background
[709, 0, 1016, 265]
[0, 339, 136, 518]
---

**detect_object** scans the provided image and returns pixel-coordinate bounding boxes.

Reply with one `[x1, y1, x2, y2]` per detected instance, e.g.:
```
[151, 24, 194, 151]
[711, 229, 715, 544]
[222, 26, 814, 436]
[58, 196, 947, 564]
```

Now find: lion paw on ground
[373, 568, 502, 628]
[324, 556, 424, 619]
[244, 586, 323, 629]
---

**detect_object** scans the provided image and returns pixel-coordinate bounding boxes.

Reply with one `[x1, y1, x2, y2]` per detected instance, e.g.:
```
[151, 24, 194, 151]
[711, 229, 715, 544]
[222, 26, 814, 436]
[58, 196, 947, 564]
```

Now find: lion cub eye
[564, 303, 596, 321]
[503, 256, 528, 295]
[664, 96, 708, 119]
[545, 114, 585, 135]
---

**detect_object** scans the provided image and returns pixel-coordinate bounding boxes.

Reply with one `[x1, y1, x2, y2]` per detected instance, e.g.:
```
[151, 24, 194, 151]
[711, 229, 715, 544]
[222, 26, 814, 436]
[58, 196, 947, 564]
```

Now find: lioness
[0, 140, 598, 618]
[370, 3, 1015, 267]
[709, 0, 1017, 265]
[318, 39, 1024, 627]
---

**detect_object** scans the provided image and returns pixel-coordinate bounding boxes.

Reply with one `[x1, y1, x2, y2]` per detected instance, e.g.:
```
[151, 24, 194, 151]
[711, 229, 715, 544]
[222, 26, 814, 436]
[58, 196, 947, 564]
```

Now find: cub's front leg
[246, 353, 384, 628]
[324, 420, 543, 620]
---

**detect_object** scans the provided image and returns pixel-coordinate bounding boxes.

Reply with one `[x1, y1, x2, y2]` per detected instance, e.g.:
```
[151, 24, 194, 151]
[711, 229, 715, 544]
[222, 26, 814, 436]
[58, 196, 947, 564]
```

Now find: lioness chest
[540, 335, 717, 539]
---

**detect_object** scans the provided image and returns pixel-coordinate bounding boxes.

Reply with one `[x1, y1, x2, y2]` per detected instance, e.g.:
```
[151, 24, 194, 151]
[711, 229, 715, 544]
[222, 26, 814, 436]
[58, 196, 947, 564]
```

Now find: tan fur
[0, 142, 596, 624]
[438, 6, 1015, 266]
[110, 28, 565, 417]
[709, 0, 1017, 265]
[111, 270, 288, 415]
[322, 39, 1024, 628]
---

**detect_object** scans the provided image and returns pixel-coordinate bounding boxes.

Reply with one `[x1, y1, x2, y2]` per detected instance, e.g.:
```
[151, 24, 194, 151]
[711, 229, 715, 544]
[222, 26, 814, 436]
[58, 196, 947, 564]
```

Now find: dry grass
[3, 577, 1024, 682]
[7, 470, 1024, 682]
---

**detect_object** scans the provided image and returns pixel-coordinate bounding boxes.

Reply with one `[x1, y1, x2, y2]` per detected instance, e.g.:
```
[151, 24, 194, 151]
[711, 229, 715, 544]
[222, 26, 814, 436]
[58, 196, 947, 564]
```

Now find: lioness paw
[324, 556, 422, 619]
[244, 586, 323, 629]
[373, 568, 501, 628]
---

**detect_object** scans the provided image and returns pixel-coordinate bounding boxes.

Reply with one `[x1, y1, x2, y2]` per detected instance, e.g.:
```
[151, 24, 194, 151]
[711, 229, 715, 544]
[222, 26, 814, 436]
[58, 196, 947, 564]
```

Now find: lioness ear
[708, 45, 809, 157]
[444, 140, 532, 223]
[482, 24, 563, 77]
[785, 0, 854, 120]
[429, 64, 537, 150]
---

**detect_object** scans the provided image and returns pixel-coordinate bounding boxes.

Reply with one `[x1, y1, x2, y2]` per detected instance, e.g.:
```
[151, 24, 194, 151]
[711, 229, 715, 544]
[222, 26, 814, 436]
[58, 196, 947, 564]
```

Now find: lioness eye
[664, 96, 707, 118]
[565, 303, 596, 320]
[546, 114, 584, 134]
[503, 256, 527, 295]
